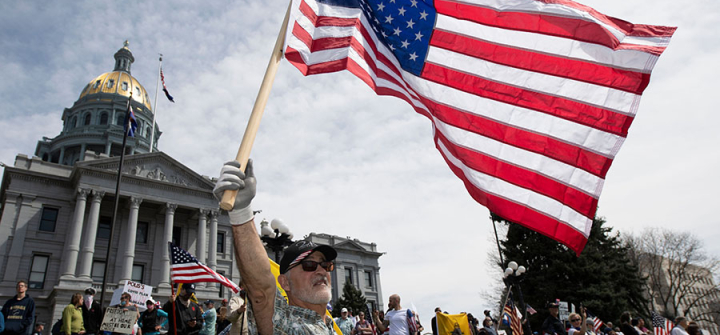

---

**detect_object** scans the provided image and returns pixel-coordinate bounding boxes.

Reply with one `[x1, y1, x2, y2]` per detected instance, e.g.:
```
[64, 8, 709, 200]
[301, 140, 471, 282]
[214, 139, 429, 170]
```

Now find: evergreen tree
[332, 281, 369, 317]
[493, 214, 648, 330]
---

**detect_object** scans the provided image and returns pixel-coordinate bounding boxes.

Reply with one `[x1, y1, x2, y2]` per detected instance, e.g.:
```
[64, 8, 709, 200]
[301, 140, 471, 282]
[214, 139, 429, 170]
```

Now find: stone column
[77, 190, 105, 280]
[60, 188, 90, 279]
[59, 147, 66, 164]
[208, 210, 218, 270]
[119, 196, 142, 283]
[158, 203, 177, 288]
[1, 193, 35, 283]
[196, 209, 209, 288]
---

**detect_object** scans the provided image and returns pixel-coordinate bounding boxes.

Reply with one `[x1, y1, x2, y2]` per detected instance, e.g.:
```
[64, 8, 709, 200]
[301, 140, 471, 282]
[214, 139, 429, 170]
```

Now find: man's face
[286, 251, 332, 305]
[181, 288, 193, 300]
[16, 282, 27, 294]
[549, 307, 558, 317]
[358, 313, 365, 320]
[147, 303, 155, 310]
[342, 310, 349, 319]
[680, 320, 689, 329]
[389, 296, 399, 309]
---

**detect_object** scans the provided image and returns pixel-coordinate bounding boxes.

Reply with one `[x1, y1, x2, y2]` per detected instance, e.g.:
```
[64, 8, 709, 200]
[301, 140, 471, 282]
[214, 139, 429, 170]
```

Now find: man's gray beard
[288, 274, 333, 305]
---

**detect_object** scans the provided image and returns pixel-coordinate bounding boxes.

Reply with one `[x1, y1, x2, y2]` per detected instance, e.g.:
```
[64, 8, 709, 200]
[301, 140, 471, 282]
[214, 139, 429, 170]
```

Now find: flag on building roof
[123, 96, 137, 137]
[503, 299, 523, 335]
[161, 68, 175, 102]
[651, 311, 674, 335]
[169, 242, 239, 293]
[283, 0, 675, 254]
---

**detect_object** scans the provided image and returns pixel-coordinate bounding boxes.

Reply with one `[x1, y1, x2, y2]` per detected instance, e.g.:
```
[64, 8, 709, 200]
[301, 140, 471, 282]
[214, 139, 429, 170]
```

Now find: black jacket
[81, 301, 103, 334]
[162, 300, 203, 335]
[1, 295, 35, 335]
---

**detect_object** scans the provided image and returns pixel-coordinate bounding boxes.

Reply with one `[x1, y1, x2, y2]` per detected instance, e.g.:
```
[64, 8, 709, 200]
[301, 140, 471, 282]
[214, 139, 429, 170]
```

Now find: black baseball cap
[182, 283, 195, 293]
[279, 240, 337, 274]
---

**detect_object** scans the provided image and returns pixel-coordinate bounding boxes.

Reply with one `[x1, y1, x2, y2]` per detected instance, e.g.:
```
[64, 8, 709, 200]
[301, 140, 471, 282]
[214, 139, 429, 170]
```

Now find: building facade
[0, 41, 384, 328]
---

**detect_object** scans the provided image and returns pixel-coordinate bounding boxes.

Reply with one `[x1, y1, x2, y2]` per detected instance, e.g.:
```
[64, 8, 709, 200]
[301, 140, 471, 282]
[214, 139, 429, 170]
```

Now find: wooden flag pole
[220, 0, 293, 211]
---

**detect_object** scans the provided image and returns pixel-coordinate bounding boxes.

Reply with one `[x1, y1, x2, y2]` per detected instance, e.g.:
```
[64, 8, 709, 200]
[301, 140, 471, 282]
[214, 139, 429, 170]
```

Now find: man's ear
[278, 274, 291, 292]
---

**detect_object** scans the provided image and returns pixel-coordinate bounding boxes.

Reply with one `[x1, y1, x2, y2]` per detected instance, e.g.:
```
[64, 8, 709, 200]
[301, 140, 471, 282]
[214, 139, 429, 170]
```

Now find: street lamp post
[259, 218, 294, 263]
[503, 261, 531, 335]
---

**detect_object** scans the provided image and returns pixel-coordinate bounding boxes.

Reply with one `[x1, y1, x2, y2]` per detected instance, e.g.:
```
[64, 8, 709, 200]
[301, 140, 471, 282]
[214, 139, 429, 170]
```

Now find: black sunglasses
[571, 319, 581, 322]
[289, 260, 335, 272]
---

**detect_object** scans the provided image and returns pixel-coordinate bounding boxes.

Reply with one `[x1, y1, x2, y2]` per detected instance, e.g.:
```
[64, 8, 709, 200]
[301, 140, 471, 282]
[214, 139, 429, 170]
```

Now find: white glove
[213, 159, 257, 225]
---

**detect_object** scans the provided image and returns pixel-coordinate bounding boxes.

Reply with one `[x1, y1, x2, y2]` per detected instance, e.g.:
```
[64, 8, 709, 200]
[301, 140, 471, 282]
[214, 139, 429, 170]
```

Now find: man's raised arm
[213, 159, 275, 335]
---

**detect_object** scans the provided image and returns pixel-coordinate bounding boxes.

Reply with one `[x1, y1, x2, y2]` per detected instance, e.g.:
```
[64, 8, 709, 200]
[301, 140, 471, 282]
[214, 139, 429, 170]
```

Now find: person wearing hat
[213, 159, 339, 334]
[138, 299, 168, 335]
[200, 301, 216, 335]
[334, 308, 353, 335]
[541, 301, 566, 335]
[80, 288, 102, 335]
[163, 284, 203, 335]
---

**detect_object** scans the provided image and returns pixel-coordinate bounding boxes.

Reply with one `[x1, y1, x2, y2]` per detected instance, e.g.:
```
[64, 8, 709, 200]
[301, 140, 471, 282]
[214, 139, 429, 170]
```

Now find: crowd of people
[0, 281, 247, 335]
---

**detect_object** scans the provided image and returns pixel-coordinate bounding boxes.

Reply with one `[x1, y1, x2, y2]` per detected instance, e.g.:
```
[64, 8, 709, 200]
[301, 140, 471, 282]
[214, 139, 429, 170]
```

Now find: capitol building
[0, 42, 384, 326]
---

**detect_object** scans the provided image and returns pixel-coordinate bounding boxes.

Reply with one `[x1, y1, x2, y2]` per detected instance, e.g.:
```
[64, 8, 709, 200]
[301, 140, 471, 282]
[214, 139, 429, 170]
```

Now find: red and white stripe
[171, 262, 240, 293]
[283, 0, 674, 254]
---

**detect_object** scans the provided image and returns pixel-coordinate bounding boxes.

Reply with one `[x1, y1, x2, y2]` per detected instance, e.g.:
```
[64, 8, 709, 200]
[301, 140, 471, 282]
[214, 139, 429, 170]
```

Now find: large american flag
[283, 0, 675, 254]
[169, 242, 239, 293]
[651, 311, 674, 335]
[502, 299, 523, 335]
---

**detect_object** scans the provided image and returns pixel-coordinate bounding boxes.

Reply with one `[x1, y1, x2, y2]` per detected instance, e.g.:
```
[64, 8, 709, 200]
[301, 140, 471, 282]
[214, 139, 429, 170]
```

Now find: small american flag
[525, 304, 537, 315]
[651, 311, 674, 335]
[169, 242, 239, 293]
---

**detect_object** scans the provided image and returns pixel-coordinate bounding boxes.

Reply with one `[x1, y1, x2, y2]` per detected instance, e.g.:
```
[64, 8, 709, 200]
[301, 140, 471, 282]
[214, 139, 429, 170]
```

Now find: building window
[39, 207, 59, 232]
[29, 255, 49, 289]
[93, 80, 101, 89]
[172, 227, 182, 245]
[122, 82, 128, 91]
[100, 113, 108, 125]
[345, 267, 354, 285]
[364, 270, 373, 288]
[84, 113, 92, 125]
[116, 113, 125, 126]
[69, 116, 77, 129]
[146, 126, 151, 138]
[132, 264, 144, 283]
[217, 232, 225, 254]
[107, 79, 115, 89]
[97, 217, 112, 239]
[135, 87, 141, 97]
[136, 221, 148, 244]
[91, 261, 106, 282]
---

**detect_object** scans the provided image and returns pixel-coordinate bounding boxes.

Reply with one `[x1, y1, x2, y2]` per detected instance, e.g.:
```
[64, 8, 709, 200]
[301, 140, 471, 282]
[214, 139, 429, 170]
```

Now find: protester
[686, 322, 700, 335]
[637, 318, 649, 335]
[213, 159, 340, 334]
[631, 318, 645, 335]
[670, 317, 689, 335]
[353, 312, 373, 335]
[432, 308, 441, 335]
[619, 312, 639, 335]
[2, 280, 36, 335]
[335, 308, 353, 335]
[80, 288, 102, 335]
[541, 301, 565, 335]
[30, 323, 43, 335]
[372, 294, 417, 335]
[215, 307, 230, 335]
[163, 284, 203, 335]
[585, 319, 596, 335]
[138, 299, 168, 335]
[216, 300, 228, 315]
[567, 311, 587, 335]
[483, 317, 498, 335]
[226, 292, 248, 335]
[61, 293, 85, 335]
[200, 301, 217, 335]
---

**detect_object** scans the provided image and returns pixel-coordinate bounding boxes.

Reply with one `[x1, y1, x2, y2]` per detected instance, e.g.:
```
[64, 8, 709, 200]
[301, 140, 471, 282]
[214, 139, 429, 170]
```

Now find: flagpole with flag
[150, 54, 162, 152]
[98, 93, 137, 309]
[219, 0, 292, 211]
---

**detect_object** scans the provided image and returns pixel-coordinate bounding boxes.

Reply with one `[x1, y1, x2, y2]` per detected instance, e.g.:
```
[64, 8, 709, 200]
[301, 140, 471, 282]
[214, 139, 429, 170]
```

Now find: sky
[1, 0, 719, 328]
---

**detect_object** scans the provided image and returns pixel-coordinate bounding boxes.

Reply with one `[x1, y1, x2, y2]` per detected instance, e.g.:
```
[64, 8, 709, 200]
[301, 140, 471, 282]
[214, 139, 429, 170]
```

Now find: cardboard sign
[558, 301, 570, 321]
[100, 307, 138, 334]
[109, 280, 154, 311]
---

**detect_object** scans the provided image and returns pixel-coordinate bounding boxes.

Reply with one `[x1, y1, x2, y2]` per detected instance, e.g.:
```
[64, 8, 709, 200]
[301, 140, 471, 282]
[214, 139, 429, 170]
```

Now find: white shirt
[671, 326, 689, 335]
[386, 309, 409, 335]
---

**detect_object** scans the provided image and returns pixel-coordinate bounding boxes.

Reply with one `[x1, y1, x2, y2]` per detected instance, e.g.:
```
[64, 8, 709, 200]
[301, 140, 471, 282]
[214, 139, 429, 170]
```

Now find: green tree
[332, 281, 369, 317]
[493, 214, 648, 329]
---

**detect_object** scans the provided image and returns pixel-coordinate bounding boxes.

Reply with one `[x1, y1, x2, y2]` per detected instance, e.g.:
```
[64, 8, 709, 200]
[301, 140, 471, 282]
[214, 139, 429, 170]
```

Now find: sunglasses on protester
[571, 318, 581, 322]
[288, 260, 335, 272]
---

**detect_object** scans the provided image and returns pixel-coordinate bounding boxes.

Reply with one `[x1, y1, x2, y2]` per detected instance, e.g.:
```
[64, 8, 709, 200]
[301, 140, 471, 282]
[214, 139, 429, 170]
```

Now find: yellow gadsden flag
[268, 259, 343, 335]
[436, 313, 472, 335]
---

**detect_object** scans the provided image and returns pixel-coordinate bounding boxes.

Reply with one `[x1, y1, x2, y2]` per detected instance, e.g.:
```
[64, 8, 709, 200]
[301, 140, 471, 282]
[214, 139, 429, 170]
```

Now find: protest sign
[100, 307, 138, 334]
[109, 280, 154, 311]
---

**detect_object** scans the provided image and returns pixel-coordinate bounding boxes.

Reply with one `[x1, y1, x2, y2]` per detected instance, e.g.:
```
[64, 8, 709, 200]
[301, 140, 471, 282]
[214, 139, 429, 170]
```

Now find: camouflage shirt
[246, 288, 337, 335]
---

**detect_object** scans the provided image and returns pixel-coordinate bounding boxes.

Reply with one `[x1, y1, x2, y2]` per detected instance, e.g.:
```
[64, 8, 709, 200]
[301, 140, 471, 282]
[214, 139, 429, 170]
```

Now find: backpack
[51, 320, 63, 335]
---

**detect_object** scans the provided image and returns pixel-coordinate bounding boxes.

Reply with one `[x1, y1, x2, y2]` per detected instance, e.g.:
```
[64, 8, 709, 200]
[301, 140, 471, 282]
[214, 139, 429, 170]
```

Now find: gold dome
[78, 71, 153, 111]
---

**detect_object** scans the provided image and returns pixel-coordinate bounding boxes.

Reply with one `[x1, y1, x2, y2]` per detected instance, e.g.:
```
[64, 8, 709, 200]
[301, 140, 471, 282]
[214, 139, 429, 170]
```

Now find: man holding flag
[213, 160, 339, 334]
[162, 284, 203, 335]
